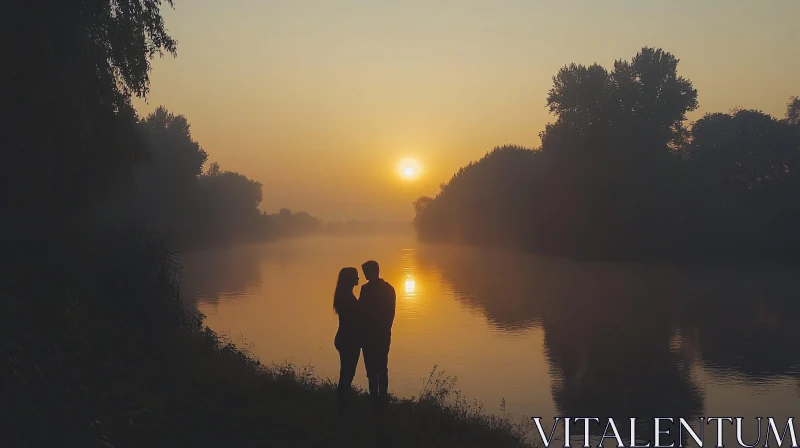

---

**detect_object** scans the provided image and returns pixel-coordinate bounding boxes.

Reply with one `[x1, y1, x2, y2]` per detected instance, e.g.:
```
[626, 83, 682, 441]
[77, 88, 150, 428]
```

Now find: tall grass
[2, 227, 535, 447]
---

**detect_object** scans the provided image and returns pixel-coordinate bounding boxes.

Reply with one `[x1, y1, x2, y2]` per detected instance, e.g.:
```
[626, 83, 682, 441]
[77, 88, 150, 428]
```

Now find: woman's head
[337, 267, 359, 289]
[333, 267, 359, 314]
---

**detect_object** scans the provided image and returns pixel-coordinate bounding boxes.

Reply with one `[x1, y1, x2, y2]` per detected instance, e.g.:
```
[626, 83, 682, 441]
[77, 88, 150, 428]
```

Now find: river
[180, 233, 800, 443]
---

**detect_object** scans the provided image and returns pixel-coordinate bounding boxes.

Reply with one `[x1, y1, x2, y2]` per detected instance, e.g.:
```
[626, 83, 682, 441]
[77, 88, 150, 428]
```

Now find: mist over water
[180, 234, 800, 443]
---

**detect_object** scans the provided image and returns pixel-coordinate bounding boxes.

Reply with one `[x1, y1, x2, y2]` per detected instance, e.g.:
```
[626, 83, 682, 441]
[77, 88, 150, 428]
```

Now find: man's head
[361, 260, 380, 281]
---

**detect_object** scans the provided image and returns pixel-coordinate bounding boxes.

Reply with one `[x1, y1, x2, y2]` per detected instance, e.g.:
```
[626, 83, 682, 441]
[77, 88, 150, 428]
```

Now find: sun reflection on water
[400, 248, 418, 299]
[404, 278, 416, 294]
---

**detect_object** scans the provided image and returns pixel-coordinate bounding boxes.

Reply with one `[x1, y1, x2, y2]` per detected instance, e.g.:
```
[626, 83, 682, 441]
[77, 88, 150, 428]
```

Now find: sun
[398, 157, 421, 180]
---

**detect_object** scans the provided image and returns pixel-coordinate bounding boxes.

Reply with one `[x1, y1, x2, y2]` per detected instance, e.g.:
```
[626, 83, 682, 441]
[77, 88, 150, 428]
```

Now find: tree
[610, 48, 699, 149]
[687, 108, 800, 224]
[412, 145, 537, 246]
[787, 96, 800, 126]
[1, 0, 177, 236]
[139, 107, 208, 183]
[537, 47, 699, 254]
[542, 47, 698, 159]
[684, 106, 800, 254]
[195, 166, 265, 242]
[201, 171, 263, 217]
[115, 107, 208, 240]
[689, 109, 799, 194]
[206, 162, 222, 177]
[412, 197, 433, 217]
[415, 48, 703, 260]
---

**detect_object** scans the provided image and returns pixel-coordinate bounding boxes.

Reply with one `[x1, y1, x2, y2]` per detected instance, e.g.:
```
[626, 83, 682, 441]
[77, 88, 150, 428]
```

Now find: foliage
[414, 145, 539, 246]
[688, 109, 800, 194]
[200, 166, 264, 218]
[787, 96, 800, 126]
[684, 108, 800, 252]
[268, 208, 323, 238]
[101, 106, 323, 249]
[1, 0, 177, 236]
[414, 47, 800, 262]
[139, 106, 209, 182]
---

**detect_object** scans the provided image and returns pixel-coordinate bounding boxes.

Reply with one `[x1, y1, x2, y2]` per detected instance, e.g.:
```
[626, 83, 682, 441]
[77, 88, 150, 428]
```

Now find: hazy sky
[134, 0, 800, 222]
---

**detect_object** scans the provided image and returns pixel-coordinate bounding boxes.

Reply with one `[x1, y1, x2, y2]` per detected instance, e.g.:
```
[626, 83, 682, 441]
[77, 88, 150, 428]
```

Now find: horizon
[134, 0, 799, 222]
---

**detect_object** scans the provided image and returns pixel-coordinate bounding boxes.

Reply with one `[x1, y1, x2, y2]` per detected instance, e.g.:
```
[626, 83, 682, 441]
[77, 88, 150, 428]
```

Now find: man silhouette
[358, 260, 396, 410]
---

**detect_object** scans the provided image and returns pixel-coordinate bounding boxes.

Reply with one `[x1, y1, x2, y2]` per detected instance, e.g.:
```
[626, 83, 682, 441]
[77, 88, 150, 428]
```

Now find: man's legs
[377, 345, 389, 401]
[363, 346, 379, 401]
[364, 343, 390, 412]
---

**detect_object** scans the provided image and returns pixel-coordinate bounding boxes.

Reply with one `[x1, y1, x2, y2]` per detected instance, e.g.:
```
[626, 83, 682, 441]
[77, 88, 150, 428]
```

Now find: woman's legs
[336, 345, 360, 413]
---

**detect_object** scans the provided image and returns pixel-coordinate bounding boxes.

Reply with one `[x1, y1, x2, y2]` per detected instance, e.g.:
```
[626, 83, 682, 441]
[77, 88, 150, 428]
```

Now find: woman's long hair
[333, 267, 358, 315]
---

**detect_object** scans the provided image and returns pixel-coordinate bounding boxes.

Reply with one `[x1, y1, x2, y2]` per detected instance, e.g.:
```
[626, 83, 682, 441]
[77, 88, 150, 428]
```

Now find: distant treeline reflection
[413, 47, 800, 263]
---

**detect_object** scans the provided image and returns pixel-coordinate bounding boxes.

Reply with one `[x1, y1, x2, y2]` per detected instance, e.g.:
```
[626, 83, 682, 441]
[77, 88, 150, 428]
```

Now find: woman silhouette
[333, 267, 361, 413]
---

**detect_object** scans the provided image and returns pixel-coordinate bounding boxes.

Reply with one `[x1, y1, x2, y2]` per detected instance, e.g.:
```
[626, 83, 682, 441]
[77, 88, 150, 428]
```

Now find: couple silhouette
[333, 260, 397, 414]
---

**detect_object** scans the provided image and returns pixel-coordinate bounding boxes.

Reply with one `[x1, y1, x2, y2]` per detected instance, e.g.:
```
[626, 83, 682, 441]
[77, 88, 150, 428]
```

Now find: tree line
[1, 1, 322, 249]
[413, 48, 800, 263]
[101, 106, 323, 249]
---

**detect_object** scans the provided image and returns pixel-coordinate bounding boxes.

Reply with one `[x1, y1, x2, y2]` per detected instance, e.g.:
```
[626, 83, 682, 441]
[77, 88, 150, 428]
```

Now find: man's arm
[387, 284, 396, 329]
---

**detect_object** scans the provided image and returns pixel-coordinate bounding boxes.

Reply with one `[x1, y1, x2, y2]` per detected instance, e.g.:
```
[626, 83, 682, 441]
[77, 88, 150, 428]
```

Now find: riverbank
[2, 229, 533, 448]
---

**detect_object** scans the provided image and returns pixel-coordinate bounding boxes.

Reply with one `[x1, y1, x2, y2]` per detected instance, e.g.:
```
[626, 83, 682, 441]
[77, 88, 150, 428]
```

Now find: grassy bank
[2, 228, 533, 448]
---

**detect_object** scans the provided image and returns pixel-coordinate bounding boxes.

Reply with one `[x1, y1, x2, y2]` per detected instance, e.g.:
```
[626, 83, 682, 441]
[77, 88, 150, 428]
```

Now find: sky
[133, 0, 800, 222]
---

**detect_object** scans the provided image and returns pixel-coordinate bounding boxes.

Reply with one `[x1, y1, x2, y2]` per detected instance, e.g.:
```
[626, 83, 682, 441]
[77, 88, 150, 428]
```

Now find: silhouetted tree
[97, 105, 325, 247]
[688, 109, 799, 195]
[206, 162, 222, 177]
[416, 48, 702, 259]
[106, 107, 210, 241]
[414, 47, 800, 262]
[201, 168, 263, 218]
[269, 208, 322, 238]
[195, 165, 265, 243]
[1, 0, 177, 238]
[412, 196, 433, 218]
[537, 47, 698, 256]
[787, 96, 800, 126]
[413, 145, 538, 247]
[140, 107, 209, 182]
[686, 108, 800, 254]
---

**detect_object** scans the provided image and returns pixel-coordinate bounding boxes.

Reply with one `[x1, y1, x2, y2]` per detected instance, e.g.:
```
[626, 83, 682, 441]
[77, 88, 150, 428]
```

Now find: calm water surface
[181, 234, 800, 442]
